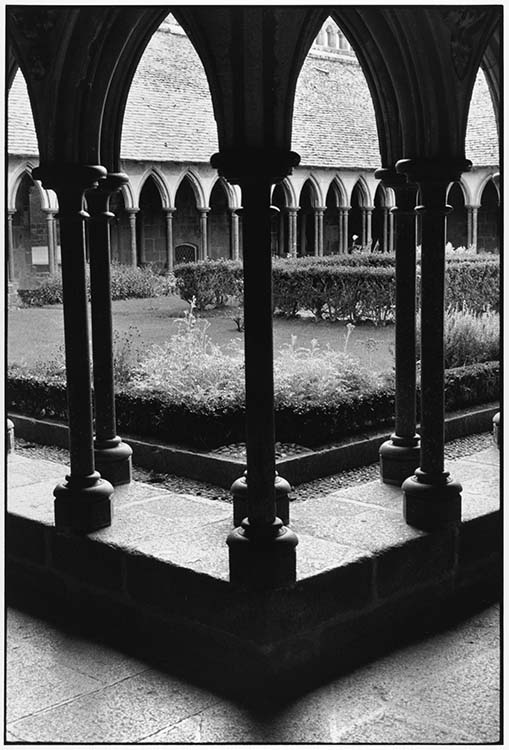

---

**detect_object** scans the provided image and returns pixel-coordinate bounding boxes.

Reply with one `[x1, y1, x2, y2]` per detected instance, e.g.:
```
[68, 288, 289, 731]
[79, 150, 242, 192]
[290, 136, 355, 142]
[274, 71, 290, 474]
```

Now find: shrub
[417, 307, 499, 369]
[174, 259, 243, 310]
[17, 274, 64, 306]
[17, 263, 172, 307]
[444, 260, 499, 313]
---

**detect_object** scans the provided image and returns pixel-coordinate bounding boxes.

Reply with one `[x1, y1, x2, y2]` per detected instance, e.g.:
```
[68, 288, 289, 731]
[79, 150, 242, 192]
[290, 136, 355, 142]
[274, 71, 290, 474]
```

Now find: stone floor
[6, 603, 500, 743]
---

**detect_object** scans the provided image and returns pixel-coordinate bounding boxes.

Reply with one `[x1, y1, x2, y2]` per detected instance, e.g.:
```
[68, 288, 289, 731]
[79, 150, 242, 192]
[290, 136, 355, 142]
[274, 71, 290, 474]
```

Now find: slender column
[314, 206, 325, 256]
[32, 163, 113, 532]
[300, 213, 307, 256]
[211, 148, 299, 590]
[7, 210, 16, 282]
[388, 206, 395, 253]
[340, 206, 350, 253]
[126, 209, 139, 266]
[86, 173, 133, 486]
[381, 207, 389, 252]
[199, 208, 210, 260]
[43, 209, 57, 274]
[164, 207, 175, 271]
[377, 171, 420, 485]
[365, 206, 374, 250]
[466, 205, 479, 251]
[287, 208, 298, 257]
[230, 209, 240, 260]
[396, 158, 470, 530]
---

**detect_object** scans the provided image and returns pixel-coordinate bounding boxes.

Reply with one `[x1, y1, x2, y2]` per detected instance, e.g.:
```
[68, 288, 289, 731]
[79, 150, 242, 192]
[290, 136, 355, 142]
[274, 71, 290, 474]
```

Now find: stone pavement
[6, 603, 500, 744]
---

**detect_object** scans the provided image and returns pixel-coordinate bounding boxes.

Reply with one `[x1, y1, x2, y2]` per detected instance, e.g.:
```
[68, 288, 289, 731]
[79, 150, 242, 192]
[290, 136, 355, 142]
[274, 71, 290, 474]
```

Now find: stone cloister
[7, 6, 501, 695]
[7, 14, 499, 281]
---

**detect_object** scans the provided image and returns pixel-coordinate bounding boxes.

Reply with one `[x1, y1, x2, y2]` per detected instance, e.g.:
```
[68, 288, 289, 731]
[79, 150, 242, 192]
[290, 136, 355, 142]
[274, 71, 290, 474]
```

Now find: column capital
[198, 206, 211, 214]
[7, 208, 16, 218]
[163, 206, 176, 215]
[314, 205, 327, 213]
[396, 157, 471, 184]
[32, 163, 107, 193]
[363, 205, 375, 212]
[41, 207, 57, 216]
[211, 148, 300, 185]
[285, 205, 300, 214]
[126, 207, 139, 215]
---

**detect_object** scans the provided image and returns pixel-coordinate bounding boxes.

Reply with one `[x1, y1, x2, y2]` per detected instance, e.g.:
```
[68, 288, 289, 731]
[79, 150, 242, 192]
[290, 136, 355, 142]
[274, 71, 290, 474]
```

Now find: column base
[94, 437, 133, 486]
[231, 473, 291, 526]
[227, 518, 298, 590]
[493, 412, 500, 448]
[7, 418, 15, 453]
[402, 468, 462, 531]
[54, 472, 114, 533]
[379, 436, 420, 486]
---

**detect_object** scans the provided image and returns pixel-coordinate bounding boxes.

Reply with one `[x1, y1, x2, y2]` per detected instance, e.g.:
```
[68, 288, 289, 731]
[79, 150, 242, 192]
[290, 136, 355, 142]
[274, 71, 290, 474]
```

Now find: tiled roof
[8, 20, 498, 169]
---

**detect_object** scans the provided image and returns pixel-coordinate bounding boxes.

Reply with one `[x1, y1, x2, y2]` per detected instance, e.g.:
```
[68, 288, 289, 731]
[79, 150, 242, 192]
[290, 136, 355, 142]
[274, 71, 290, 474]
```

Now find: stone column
[43, 209, 57, 274]
[466, 205, 479, 251]
[32, 163, 113, 532]
[287, 208, 298, 257]
[164, 207, 175, 271]
[381, 207, 389, 252]
[86, 173, 133, 486]
[364, 206, 374, 250]
[126, 209, 138, 266]
[340, 207, 350, 253]
[396, 157, 470, 531]
[7, 210, 16, 282]
[211, 148, 299, 590]
[199, 208, 210, 260]
[377, 171, 420, 485]
[314, 206, 325, 256]
[230, 208, 240, 260]
[388, 206, 395, 253]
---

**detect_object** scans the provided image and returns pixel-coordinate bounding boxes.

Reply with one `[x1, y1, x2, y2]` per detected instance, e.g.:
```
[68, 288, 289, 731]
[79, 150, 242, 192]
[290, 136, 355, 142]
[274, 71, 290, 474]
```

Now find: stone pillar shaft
[287, 208, 298, 257]
[382, 207, 389, 252]
[467, 206, 479, 251]
[230, 209, 240, 259]
[340, 207, 350, 253]
[44, 209, 57, 274]
[32, 163, 113, 532]
[7, 210, 15, 281]
[365, 207, 373, 250]
[314, 207, 325, 256]
[199, 209, 209, 260]
[164, 208, 175, 271]
[388, 207, 395, 253]
[127, 209, 138, 266]
[241, 179, 277, 525]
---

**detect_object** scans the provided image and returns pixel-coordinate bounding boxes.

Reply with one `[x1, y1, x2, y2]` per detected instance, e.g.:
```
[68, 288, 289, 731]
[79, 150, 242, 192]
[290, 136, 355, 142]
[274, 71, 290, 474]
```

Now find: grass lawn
[8, 295, 395, 373]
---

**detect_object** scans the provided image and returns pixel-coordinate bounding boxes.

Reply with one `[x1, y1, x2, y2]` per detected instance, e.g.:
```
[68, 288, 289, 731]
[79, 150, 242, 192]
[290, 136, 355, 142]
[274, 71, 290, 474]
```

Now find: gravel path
[13, 432, 494, 506]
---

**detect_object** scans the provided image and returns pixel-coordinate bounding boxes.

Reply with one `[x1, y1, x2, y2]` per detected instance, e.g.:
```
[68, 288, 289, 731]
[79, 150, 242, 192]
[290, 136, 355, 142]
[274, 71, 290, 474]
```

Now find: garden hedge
[174, 255, 499, 320]
[7, 361, 499, 450]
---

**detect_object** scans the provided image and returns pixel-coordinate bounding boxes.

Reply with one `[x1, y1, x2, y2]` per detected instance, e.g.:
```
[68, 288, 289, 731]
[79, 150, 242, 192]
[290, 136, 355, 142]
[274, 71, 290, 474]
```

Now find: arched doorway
[446, 182, 468, 249]
[324, 184, 340, 256]
[478, 180, 499, 252]
[297, 180, 317, 256]
[11, 173, 53, 283]
[109, 190, 132, 265]
[137, 176, 166, 269]
[208, 180, 230, 259]
[174, 176, 201, 261]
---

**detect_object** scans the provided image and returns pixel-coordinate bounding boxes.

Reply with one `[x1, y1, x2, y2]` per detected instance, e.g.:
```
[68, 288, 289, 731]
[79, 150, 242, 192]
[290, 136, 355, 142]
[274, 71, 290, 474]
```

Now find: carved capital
[32, 163, 107, 193]
[441, 8, 490, 79]
[211, 149, 300, 185]
[396, 157, 471, 185]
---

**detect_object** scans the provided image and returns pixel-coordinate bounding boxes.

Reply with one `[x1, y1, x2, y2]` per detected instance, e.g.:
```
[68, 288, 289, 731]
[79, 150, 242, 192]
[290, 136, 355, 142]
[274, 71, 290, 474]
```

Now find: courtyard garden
[7, 253, 500, 450]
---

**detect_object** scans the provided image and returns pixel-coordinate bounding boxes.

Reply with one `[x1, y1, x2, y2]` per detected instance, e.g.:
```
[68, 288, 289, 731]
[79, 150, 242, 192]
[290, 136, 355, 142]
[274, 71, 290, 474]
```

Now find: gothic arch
[9, 162, 54, 212]
[137, 168, 170, 209]
[350, 177, 371, 207]
[208, 177, 236, 210]
[329, 177, 348, 208]
[175, 170, 206, 209]
[299, 175, 323, 208]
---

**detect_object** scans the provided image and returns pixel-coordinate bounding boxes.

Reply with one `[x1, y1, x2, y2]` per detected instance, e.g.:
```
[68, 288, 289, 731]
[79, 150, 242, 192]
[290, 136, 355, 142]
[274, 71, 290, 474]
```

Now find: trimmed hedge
[174, 259, 243, 310]
[174, 255, 499, 320]
[17, 263, 172, 307]
[7, 361, 499, 450]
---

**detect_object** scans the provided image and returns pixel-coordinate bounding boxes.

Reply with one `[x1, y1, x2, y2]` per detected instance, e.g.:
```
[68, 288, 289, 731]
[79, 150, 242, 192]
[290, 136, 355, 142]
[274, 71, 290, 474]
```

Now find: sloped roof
[8, 19, 499, 169]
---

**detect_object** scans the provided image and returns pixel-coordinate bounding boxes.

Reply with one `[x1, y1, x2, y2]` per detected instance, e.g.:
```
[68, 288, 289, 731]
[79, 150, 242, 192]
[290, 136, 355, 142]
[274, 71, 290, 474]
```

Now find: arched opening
[297, 180, 317, 256]
[478, 180, 499, 252]
[137, 176, 166, 269]
[174, 176, 201, 257]
[372, 183, 391, 253]
[109, 191, 132, 265]
[208, 181, 230, 260]
[446, 183, 468, 249]
[11, 173, 55, 283]
[271, 183, 287, 257]
[324, 184, 340, 256]
[349, 182, 365, 252]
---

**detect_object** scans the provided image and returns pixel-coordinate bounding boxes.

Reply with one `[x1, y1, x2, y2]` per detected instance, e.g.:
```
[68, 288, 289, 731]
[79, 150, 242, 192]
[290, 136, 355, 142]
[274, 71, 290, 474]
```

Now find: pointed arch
[208, 176, 235, 210]
[137, 168, 170, 208]
[9, 161, 53, 211]
[447, 179, 468, 204]
[175, 169, 207, 209]
[328, 177, 348, 208]
[299, 175, 323, 208]
[350, 176, 371, 207]
[271, 178, 296, 208]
